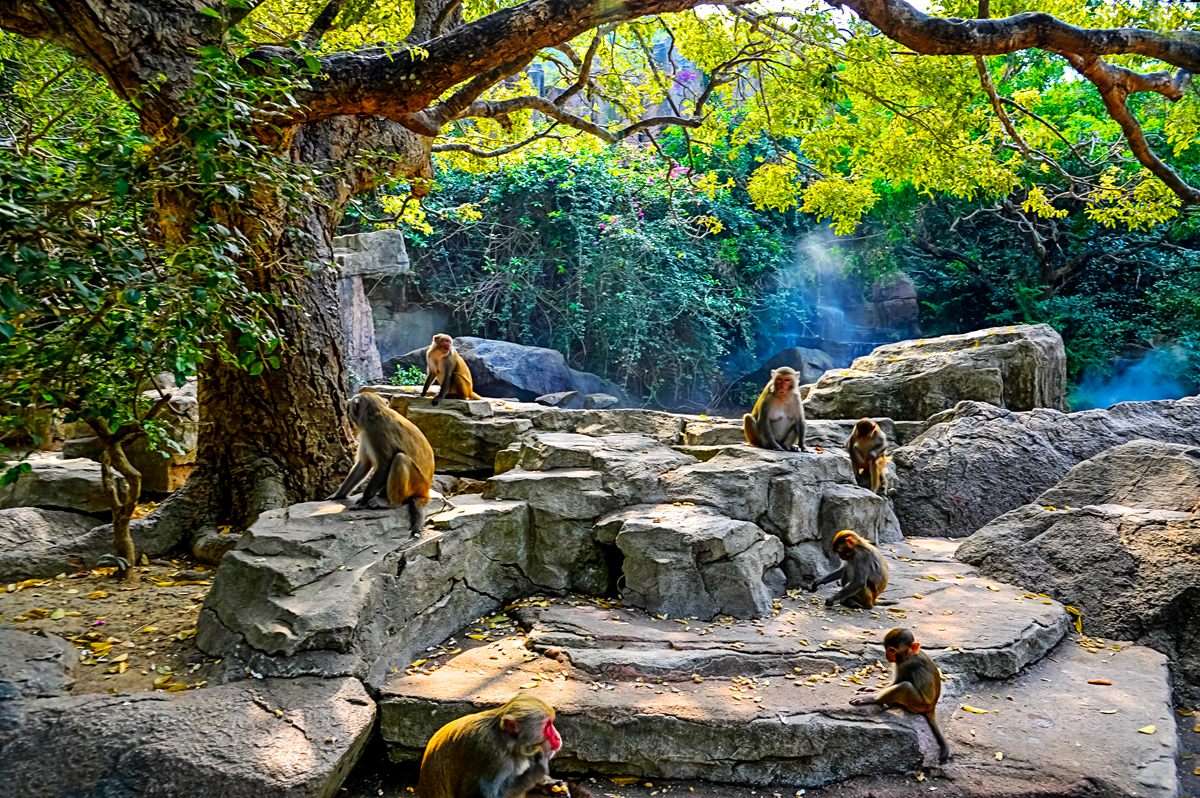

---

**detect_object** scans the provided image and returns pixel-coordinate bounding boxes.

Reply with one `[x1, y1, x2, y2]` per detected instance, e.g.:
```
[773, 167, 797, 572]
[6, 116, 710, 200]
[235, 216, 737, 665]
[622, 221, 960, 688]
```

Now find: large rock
[0, 507, 107, 580]
[894, 396, 1200, 537]
[957, 440, 1200, 702]
[61, 383, 199, 494]
[0, 628, 78, 699]
[0, 676, 375, 798]
[803, 324, 1067, 420]
[382, 338, 623, 403]
[0, 454, 117, 515]
[596, 504, 785, 619]
[196, 497, 536, 688]
[732, 346, 836, 404]
[384, 393, 532, 474]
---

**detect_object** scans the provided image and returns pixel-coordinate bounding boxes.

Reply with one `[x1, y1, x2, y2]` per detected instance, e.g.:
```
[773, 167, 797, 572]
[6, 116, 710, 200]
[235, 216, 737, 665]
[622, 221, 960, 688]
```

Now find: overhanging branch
[827, 0, 1200, 73]
[295, 0, 742, 124]
[1065, 54, 1200, 203]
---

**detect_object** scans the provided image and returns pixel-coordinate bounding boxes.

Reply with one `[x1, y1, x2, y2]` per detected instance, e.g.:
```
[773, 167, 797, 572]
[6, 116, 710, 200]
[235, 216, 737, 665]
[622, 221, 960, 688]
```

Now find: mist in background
[1071, 345, 1198, 410]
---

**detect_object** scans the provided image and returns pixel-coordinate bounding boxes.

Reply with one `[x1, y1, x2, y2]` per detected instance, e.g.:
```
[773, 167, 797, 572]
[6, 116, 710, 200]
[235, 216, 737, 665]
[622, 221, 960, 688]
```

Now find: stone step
[377, 539, 1097, 789]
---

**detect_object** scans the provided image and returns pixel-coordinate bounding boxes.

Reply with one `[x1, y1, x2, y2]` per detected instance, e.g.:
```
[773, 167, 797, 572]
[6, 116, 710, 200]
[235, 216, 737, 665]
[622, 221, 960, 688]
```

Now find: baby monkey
[851, 627, 951, 763]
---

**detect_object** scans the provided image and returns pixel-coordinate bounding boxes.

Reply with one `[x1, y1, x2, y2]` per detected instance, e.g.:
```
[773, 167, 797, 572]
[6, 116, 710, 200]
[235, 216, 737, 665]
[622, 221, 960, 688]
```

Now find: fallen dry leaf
[1087, 679, 1113, 686]
[961, 705, 989, 714]
[1137, 725, 1156, 735]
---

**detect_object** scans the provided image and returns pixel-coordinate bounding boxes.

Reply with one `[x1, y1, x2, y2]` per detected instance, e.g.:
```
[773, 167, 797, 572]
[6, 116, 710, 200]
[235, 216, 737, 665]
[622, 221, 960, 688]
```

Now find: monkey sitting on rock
[418, 693, 575, 798]
[851, 627, 951, 763]
[743, 366, 807, 452]
[327, 390, 434, 535]
[847, 418, 888, 495]
[808, 529, 896, 609]
[422, 333, 482, 405]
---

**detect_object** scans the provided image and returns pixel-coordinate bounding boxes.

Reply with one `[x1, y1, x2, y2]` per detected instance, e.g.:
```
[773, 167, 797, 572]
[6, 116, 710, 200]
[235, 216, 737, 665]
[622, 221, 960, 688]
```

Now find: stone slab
[0, 676, 375, 798]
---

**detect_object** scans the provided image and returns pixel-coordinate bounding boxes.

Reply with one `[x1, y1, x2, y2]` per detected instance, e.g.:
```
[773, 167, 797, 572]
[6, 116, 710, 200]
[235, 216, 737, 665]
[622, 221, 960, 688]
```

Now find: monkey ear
[910, 642, 921, 653]
[500, 714, 519, 736]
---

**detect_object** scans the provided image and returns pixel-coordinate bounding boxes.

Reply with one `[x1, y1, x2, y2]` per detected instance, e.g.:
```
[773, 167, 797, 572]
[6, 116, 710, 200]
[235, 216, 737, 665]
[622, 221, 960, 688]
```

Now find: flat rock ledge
[0, 676, 375, 798]
[371, 539, 1149, 793]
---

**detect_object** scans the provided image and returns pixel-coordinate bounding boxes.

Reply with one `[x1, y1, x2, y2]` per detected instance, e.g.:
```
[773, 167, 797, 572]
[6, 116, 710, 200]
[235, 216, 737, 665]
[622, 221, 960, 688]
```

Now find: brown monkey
[327, 389, 434, 533]
[808, 529, 895, 608]
[418, 693, 569, 798]
[847, 418, 888, 495]
[422, 333, 482, 404]
[850, 627, 950, 763]
[743, 367, 807, 452]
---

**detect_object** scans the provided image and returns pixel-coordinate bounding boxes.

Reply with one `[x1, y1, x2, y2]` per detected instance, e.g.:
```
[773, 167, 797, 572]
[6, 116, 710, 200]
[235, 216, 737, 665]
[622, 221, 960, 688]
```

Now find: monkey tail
[470, 391, 483, 400]
[924, 711, 951, 762]
[873, 598, 899, 606]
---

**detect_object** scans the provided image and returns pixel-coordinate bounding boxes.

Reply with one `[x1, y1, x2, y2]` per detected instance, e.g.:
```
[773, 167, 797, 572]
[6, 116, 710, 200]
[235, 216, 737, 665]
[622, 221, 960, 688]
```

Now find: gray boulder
[534, 391, 580, 408]
[196, 496, 535, 688]
[803, 324, 1067, 420]
[894, 396, 1200, 537]
[596, 504, 785, 619]
[583, 392, 619, 410]
[0, 454, 117, 516]
[0, 507, 108, 580]
[732, 346, 835, 403]
[957, 440, 1200, 702]
[0, 676, 375, 798]
[0, 628, 78, 699]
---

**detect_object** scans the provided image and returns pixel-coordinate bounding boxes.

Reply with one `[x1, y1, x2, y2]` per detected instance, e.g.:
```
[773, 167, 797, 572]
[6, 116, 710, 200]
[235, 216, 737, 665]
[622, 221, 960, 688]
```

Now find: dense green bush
[381, 145, 807, 407]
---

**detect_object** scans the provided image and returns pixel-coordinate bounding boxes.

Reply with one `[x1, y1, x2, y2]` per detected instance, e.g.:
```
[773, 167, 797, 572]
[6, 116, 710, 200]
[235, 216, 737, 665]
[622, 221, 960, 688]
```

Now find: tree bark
[148, 116, 430, 542]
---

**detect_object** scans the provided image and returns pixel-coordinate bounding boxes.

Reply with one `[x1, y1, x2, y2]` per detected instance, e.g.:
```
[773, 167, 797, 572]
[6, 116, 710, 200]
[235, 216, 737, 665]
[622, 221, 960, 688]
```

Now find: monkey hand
[824, 596, 836, 608]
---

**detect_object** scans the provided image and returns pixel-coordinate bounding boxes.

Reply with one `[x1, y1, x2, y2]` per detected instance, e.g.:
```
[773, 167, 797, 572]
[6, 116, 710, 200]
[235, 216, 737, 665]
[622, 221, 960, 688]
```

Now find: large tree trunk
[146, 117, 430, 556]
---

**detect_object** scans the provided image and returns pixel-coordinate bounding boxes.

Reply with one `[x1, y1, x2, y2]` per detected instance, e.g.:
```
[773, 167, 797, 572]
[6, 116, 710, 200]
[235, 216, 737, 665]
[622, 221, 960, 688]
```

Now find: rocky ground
[0, 557, 219, 694]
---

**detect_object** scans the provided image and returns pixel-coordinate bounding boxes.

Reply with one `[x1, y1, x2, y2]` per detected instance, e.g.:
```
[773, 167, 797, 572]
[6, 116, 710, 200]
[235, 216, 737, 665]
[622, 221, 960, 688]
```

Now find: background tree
[2, 0, 1197, 542]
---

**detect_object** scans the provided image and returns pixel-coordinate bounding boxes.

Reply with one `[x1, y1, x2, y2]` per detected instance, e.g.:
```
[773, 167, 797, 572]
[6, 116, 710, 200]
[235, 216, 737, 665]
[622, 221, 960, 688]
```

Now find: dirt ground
[0, 557, 221, 694]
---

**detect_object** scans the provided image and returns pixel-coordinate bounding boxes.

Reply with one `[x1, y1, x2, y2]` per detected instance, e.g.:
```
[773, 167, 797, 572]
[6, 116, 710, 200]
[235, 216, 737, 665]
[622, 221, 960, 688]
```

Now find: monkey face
[885, 646, 899, 663]
[542, 716, 562, 755]
[773, 374, 794, 394]
[854, 419, 876, 437]
[832, 531, 859, 559]
[433, 334, 453, 350]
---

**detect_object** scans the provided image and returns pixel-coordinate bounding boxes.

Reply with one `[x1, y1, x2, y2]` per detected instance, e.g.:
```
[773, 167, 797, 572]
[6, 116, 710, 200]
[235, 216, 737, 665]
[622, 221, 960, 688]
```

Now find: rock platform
[378, 540, 1175, 795]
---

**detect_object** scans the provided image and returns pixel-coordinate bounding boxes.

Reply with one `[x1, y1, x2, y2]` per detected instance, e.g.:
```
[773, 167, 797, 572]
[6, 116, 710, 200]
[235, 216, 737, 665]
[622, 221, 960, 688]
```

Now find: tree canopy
[2, 0, 1198, 536]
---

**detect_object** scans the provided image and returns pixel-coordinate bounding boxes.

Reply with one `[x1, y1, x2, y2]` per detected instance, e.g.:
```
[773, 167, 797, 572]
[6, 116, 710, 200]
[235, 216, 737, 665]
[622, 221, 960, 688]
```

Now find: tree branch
[296, 0, 739, 124]
[301, 0, 346, 47]
[0, 0, 69, 40]
[1064, 54, 1200, 203]
[827, 0, 1200, 73]
[432, 123, 564, 156]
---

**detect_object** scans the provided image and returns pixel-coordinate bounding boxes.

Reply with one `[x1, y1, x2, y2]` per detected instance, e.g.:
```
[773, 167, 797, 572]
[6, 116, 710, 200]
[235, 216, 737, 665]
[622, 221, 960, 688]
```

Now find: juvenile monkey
[327, 390, 434, 534]
[422, 333, 482, 405]
[847, 418, 888, 495]
[808, 529, 895, 608]
[743, 367, 807, 452]
[418, 693, 569, 798]
[850, 627, 950, 763]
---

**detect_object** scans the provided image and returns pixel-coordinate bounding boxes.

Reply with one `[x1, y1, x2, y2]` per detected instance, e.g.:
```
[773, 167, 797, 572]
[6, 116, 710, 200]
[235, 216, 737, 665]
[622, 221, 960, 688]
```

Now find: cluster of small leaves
[370, 141, 806, 407]
[0, 34, 317, 452]
[389, 365, 426, 386]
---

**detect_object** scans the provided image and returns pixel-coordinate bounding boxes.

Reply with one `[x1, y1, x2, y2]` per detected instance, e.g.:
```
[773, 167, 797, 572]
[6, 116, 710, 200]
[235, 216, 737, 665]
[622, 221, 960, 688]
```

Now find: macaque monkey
[850, 627, 950, 763]
[847, 418, 888, 495]
[327, 390, 434, 534]
[422, 333, 482, 405]
[808, 529, 895, 608]
[743, 367, 807, 452]
[418, 693, 569, 798]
